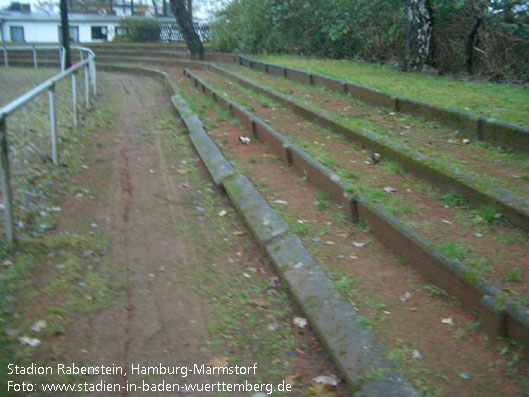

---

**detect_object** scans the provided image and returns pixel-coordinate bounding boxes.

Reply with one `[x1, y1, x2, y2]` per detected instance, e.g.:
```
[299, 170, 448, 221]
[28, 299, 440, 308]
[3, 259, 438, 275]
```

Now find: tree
[169, 0, 204, 59]
[403, 0, 433, 71]
[60, 0, 72, 68]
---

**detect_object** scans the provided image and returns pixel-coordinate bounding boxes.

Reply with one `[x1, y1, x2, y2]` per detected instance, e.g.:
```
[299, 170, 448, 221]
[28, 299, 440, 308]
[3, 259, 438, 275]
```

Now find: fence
[0, 45, 97, 251]
[137, 22, 210, 42]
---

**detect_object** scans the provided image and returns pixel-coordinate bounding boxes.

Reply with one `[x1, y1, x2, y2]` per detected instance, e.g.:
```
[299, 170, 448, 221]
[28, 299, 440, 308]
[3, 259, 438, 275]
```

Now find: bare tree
[465, 13, 484, 74]
[169, 0, 204, 59]
[404, 0, 433, 72]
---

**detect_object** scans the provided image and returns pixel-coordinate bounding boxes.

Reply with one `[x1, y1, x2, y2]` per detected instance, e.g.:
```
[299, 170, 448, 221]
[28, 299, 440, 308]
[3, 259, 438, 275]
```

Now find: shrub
[117, 18, 161, 42]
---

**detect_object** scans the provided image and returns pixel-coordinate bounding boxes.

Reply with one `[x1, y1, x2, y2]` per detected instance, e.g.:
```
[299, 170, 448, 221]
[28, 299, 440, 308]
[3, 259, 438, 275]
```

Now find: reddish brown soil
[222, 64, 529, 199]
[189, 68, 529, 305]
[165, 66, 529, 397]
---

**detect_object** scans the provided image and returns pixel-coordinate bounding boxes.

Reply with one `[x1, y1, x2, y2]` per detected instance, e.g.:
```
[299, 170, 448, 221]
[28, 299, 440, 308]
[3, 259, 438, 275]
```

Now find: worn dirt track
[36, 72, 346, 396]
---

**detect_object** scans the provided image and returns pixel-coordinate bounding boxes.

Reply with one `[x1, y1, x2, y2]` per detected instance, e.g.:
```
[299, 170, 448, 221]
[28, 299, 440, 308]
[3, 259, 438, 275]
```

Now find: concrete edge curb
[184, 67, 529, 350]
[158, 67, 418, 394]
[206, 64, 529, 232]
[238, 56, 529, 153]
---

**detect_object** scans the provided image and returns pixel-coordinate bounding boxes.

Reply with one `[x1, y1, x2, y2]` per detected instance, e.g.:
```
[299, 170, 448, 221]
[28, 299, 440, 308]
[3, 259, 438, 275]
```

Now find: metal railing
[0, 45, 97, 251]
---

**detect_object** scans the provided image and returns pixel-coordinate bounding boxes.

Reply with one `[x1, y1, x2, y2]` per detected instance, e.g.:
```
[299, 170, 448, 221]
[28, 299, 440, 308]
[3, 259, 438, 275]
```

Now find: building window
[116, 27, 128, 37]
[58, 26, 79, 43]
[91, 26, 108, 40]
[10, 26, 25, 42]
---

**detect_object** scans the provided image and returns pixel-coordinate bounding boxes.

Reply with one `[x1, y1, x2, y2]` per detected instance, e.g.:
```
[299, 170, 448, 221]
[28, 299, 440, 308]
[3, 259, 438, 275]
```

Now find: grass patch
[258, 55, 529, 127]
[441, 191, 467, 207]
[315, 192, 330, 210]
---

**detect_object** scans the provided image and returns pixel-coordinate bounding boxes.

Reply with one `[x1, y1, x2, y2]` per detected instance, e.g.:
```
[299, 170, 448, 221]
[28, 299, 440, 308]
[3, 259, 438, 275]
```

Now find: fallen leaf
[441, 318, 454, 325]
[208, 356, 229, 368]
[293, 317, 308, 328]
[313, 375, 338, 386]
[400, 292, 411, 302]
[31, 320, 47, 333]
[310, 383, 339, 396]
[353, 242, 366, 247]
[219, 210, 227, 217]
[268, 323, 280, 331]
[19, 336, 41, 347]
[248, 299, 267, 308]
[412, 350, 422, 360]
[285, 373, 301, 386]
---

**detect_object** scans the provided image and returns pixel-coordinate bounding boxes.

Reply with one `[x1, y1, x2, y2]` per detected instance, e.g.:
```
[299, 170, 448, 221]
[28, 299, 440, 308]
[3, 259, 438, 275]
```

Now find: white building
[1, 11, 126, 42]
[0, 2, 208, 43]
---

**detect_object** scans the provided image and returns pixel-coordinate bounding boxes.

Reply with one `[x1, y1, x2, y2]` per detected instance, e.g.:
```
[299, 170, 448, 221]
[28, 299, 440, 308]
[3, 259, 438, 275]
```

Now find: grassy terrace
[191, 68, 529, 308]
[257, 55, 529, 127]
[173, 69, 529, 396]
[220, 64, 529, 198]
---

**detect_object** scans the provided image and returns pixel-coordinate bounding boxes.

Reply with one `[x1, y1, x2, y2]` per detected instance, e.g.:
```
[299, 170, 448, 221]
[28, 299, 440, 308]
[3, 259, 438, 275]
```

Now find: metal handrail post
[48, 84, 58, 164]
[32, 45, 37, 69]
[0, 117, 15, 251]
[72, 73, 77, 128]
[84, 65, 90, 108]
[90, 59, 96, 95]
[60, 47, 65, 71]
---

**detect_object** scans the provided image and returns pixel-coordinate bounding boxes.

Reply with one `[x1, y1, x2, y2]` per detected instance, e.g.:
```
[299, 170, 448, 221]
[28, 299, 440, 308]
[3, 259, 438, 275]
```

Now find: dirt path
[6, 72, 346, 396]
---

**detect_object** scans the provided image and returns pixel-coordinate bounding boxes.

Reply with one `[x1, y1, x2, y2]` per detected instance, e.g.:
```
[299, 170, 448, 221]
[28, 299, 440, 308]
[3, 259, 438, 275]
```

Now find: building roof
[0, 11, 177, 23]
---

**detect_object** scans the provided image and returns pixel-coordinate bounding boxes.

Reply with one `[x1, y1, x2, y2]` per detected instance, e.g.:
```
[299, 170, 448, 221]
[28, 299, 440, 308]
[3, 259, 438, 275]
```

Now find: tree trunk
[404, 0, 433, 72]
[60, 0, 71, 68]
[187, 0, 192, 23]
[169, 0, 204, 60]
[131, 0, 134, 16]
[465, 15, 483, 75]
[151, 0, 157, 15]
[109, 0, 114, 14]
[162, 0, 167, 16]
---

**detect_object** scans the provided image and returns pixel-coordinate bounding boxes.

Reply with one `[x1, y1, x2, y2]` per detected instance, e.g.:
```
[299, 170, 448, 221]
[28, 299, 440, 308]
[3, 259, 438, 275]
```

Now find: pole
[72, 73, 77, 127]
[84, 65, 90, 109]
[91, 59, 97, 95]
[32, 45, 37, 69]
[48, 84, 58, 165]
[0, 117, 15, 251]
[60, 0, 72, 69]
